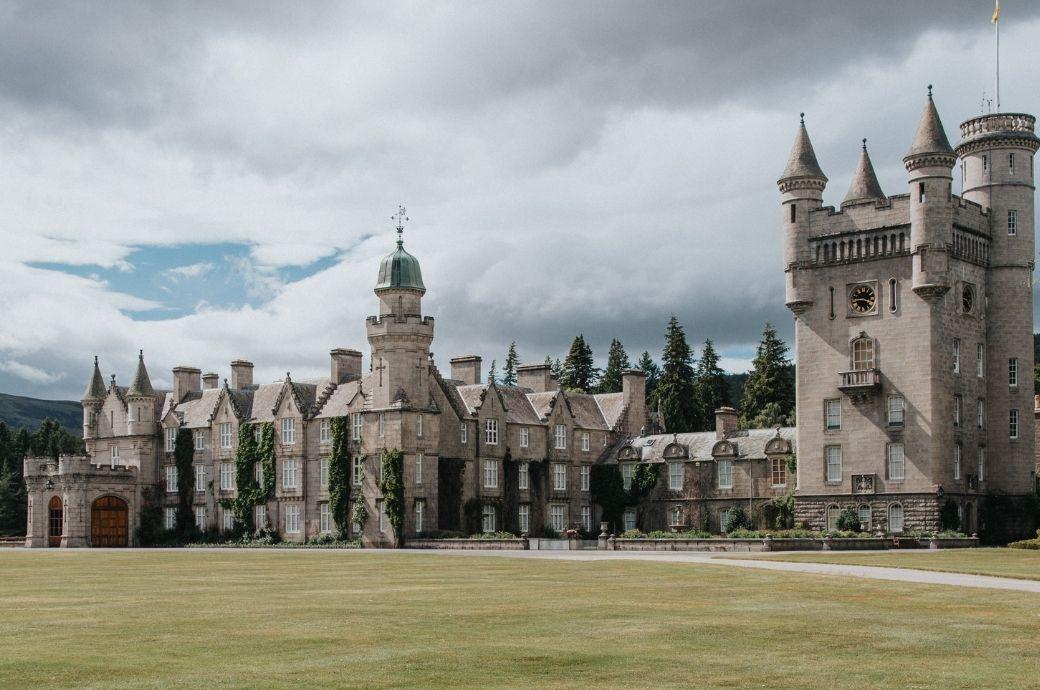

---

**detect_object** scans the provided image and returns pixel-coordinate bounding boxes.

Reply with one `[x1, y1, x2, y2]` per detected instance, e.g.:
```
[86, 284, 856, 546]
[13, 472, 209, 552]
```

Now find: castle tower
[366, 207, 434, 409]
[125, 350, 158, 437]
[81, 356, 107, 439]
[904, 87, 957, 304]
[956, 110, 1039, 495]
[779, 114, 827, 315]
[842, 140, 885, 207]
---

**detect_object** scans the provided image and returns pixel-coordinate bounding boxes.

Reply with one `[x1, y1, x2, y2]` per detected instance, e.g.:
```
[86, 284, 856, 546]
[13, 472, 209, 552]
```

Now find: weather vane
[392, 205, 409, 246]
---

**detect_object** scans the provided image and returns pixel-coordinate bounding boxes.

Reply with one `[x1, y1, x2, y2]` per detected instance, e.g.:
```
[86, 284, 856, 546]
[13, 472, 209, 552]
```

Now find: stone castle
[22, 89, 1038, 547]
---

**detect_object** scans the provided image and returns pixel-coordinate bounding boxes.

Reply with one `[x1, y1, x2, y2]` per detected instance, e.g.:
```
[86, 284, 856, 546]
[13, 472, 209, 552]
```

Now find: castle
[22, 89, 1038, 547]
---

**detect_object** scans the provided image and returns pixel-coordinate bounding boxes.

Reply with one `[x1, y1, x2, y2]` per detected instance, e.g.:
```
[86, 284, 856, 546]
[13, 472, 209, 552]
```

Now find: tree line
[486, 318, 795, 434]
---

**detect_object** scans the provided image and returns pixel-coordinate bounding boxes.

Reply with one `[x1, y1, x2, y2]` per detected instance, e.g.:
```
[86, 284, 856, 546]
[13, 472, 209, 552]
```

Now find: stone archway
[91, 496, 128, 547]
[47, 496, 63, 548]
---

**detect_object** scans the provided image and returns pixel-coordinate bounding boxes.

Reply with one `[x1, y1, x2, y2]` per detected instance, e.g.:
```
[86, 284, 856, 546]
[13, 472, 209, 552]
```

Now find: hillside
[0, 393, 81, 434]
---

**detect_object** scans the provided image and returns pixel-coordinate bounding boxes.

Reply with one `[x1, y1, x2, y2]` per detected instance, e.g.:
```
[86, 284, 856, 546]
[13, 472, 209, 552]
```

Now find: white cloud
[163, 261, 215, 281]
[0, 360, 65, 385]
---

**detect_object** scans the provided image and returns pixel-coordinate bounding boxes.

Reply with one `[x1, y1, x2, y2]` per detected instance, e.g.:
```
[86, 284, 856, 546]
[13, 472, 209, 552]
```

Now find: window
[482, 505, 496, 533]
[164, 507, 176, 530]
[1008, 209, 1018, 236]
[378, 500, 387, 532]
[518, 504, 530, 533]
[977, 399, 985, 429]
[825, 446, 842, 483]
[580, 431, 590, 452]
[670, 506, 682, 527]
[255, 505, 267, 530]
[770, 457, 787, 487]
[194, 430, 206, 451]
[220, 462, 234, 491]
[889, 278, 897, 312]
[282, 457, 297, 489]
[553, 463, 567, 491]
[717, 459, 733, 489]
[319, 419, 330, 443]
[460, 423, 468, 445]
[554, 424, 567, 450]
[110, 445, 120, 468]
[953, 395, 962, 427]
[483, 459, 498, 488]
[320, 457, 329, 488]
[519, 462, 529, 490]
[165, 466, 178, 493]
[790, 204, 796, 223]
[826, 505, 839, 531]
[484, 419, 499, 445]
[352, 413, 362, 441]
[623, 509, 637, 532]
[378, 412, 385, 438]
[953, 339, 960, 373]
[582, 506, 592, 532]
[1009, 152, 1016, 175]
[319, 503, 331, 533]
[668, 462, 683, 490]
[1009, 358, 1019, 387]
[254, 426, 262, 443]
[1010, 409, 1019, 439]
[858, 504, 872, 530]
[219, 422, 233, 449]
[352, 457, 364, 486]
[194, 464, 206, 492]
[954, 443, 962, 480]
[852, 338, 874, 370]
[718, 509, 732, 533]
[415, 453, 423, 485]
[887, 444, 905, 481]
[979, 447, 986, 482]
[825, 399, 841, 431]
[195, 505, 208, 531]
[888, 503, 904, 533]
[622, 463, 634, 491]
[222, 509, 234, 532]
[918, 181, 925, 203]
[519, 427, 529, 448]
[165, 428, 176, 452]
[550, 504, 566, 531]
[281, 418, 295, 445]
[255, 461, 264, 486]
[887, 396, 904, 427]
[977, 344, 985, 377]
[285, 505, 300, 533]
[416, 413, 423, 438]
[581, 465, 590, 492]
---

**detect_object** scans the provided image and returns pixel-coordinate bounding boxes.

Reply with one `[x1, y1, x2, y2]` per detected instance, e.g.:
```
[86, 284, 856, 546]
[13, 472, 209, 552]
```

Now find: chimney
[230, 360, 254, 389]
[330, 348, 363, 384]
[715, 406, 739, 440]
[172, 366, 202, 402]
[621, 369, 647, 436]
[517, 363, 558, 393]
[202, 373, 219, 390]
[450, 355, 482, 385]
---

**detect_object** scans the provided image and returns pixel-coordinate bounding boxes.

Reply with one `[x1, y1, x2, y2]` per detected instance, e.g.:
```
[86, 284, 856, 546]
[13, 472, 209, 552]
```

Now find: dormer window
[484, 418, 499, 445]
[281, 418, 296, 445]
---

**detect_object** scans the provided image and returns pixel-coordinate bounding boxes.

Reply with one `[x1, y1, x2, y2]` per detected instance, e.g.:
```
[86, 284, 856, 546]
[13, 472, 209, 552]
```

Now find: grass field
[2, 550, 1040, 688]
[754, 547, 1040, 581]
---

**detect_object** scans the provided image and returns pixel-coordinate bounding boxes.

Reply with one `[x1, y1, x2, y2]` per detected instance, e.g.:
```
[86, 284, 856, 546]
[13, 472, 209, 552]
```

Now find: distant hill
[0, 393, 81, 435]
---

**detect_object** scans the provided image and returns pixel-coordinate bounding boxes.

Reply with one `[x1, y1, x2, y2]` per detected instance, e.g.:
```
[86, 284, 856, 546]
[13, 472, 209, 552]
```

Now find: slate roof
[843, 143, 886, 205]
[593, 392, 625, 430]
[313, 379, 363, 419]
[611, 427, 797, 464]
[449, 382, 614, 430]
[780, 119, 827, 182]
[126, 352, 156, 397]
[905, 93, 954, 159]
[83, 357, 107, 401]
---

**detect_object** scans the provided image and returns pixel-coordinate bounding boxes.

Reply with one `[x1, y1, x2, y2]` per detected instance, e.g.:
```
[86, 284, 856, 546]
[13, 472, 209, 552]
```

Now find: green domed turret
[375, 240, 425, 293]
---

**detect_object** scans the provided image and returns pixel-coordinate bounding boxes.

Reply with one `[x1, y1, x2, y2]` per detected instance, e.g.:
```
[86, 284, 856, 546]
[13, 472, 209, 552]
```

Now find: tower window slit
[918, 182, 925, 203]
[790, 205, 796, 223]
[898, 233, 905, 252]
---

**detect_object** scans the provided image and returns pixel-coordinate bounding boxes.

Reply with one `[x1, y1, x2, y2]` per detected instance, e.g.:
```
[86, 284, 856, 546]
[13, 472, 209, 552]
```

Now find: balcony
[839, 369, 880, 403]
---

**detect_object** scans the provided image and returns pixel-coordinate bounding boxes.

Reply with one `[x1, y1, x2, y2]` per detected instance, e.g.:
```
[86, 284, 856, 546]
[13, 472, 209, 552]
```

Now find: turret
[126, 350, 158, 436]
[81, 356, 107, 439]
[903, 86, 956, 304]
[842, 139, 886, 207]
[778, 114, 827, 315]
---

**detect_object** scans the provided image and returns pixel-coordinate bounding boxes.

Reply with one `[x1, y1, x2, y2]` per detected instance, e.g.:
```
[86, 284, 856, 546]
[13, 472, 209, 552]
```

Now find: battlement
[957, 113, 1039, 154]
[24, 454, 138, 479]
[366, 314, 435, 328]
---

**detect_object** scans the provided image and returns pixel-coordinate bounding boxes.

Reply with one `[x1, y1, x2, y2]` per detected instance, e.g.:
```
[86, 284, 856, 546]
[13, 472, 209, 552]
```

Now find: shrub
[1009, 530, 1040, 550]
[835, 507, 862, 532]
[536, 526, 560, 539]
[469, 531, 518, 540]
[723, 507, 752, 533]
[940, 499, 961, 531]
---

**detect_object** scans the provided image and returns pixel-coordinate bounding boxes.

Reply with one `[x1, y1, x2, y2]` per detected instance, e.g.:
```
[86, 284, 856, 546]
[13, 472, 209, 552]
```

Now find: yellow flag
[992, 0, 1000, 23]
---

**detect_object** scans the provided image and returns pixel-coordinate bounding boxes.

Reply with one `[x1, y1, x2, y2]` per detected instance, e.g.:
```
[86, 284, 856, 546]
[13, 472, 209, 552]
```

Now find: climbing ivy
[378, 448, 405, 546]
[221, 422, 276, 531]
[328, 416, 352, 536]
[630, 463, 658, 499]
[590, 465, 626, 533]
[174, 428, 195, 534]
[351, 473, 368, 533]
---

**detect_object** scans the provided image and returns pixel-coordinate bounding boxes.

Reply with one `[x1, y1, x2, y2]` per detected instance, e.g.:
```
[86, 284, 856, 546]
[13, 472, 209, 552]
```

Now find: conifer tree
[740, 323, 795, 428]
[597, 338, 630, 393]
[502, 342, 520, 386]
[487, 359, 498, 386]
[655, 316, 698, 432]
[552, 358, 563, 380]
[693, 339, 729, 430]
[561, 334, 596, 392]
[636, 351, 661, 402]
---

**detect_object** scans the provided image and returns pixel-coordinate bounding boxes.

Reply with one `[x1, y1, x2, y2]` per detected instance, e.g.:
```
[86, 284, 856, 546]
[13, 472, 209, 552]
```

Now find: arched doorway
[91, 496, 128, 547]
[47, 496, 63, 548]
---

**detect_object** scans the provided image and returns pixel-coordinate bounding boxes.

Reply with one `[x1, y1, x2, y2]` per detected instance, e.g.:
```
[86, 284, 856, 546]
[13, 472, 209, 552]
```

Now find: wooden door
[47, 496, 63, 548]
[91, 496, 128, 547]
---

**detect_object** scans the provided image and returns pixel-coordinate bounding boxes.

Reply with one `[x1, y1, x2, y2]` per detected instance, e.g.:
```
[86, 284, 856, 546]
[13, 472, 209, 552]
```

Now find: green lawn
[753, 547, 1040, 582]
[2, 550, 1040, 688]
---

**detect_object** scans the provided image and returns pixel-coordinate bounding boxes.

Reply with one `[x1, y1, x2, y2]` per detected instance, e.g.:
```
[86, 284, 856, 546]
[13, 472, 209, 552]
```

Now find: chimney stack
[621, 369, 647, 436]
[715, 407, 739, 440]
[450, 355, 482, 385]
[230, 360, 254, 389]
[330, 348, 363, 384]
[172, 366, 202, 403]
[202, 373, 219, 390]
[517, 363, 558, 393]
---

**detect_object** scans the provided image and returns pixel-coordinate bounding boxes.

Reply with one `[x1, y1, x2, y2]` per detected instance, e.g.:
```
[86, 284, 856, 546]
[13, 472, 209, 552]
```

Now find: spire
[904, 85, 954, 162]
[779, 113, 828, 186]
[82, 356, 107, 402]
[127, 349, 156, 397]
[843, 139, 886, 205]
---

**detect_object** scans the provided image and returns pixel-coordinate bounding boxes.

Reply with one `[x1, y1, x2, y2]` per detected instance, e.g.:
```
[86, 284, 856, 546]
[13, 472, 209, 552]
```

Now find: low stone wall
[608, 536, 979, 552]
[405, 538, 528, 550]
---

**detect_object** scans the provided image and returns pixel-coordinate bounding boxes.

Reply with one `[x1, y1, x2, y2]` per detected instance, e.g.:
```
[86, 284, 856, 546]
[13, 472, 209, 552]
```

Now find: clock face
[849, 284, 876, 314]
[962, 285, 975, 313]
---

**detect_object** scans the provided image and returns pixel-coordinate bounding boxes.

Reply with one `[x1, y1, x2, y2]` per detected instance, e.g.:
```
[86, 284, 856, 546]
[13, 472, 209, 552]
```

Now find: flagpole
[995, 10, 1000, 112]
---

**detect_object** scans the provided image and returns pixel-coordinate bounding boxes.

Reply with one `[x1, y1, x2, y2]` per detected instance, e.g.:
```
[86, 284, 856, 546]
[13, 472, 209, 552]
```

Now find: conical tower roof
[779, 114, 827, 184]
[905, 87, 954, 160]
[127, 350, 156, 397]
[843, 140, 886, 205]
[82, 356, 107, 402]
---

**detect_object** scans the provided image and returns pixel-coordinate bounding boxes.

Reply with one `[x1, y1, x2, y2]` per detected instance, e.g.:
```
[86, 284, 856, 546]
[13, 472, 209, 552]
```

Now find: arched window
[826, 504, 840, 531]
[889, 279, 897, 312]
[851, 337, 875, 370]
[888, 503, 904, 533]
[858, 504, 872, 530]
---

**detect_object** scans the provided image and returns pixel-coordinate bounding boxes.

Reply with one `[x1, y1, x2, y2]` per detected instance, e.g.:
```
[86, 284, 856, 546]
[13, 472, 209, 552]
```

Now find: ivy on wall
[222, 422, 275, 531]
[437, 458, 466, 532]
[351, 470, 368, 532]
[328, 416, 352, 536]
[378, 448, 405, 546]
[590, 462, 658, 533]
[174, 427, 195, 534]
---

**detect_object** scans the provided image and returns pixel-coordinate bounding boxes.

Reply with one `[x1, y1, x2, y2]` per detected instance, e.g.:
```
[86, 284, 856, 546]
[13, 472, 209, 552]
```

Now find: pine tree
[561, 335, 596, 392]
[552, 358, 563, 379]
[740, 323, 795, 428]
[487, 359, 498, 385]
[636, 351, 661, 402]
[598, 338, 630, 393]
[693, 339, 729, 430]
[655, 316, 698, 432]
[0, 463, 26, 537]
[502, 342, 520, 386]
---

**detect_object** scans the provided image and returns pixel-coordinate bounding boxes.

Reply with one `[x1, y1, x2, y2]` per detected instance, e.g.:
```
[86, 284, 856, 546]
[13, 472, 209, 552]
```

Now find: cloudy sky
[1, 0, 1038, 400]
